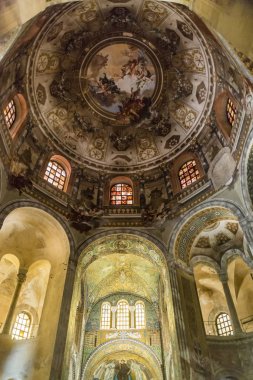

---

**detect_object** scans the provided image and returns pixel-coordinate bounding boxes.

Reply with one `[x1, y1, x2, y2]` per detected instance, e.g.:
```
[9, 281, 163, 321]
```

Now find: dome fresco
[29, 0, 215, 172]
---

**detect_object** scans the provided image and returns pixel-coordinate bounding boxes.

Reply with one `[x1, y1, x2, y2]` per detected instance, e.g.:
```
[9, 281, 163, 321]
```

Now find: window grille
[216, 313, 233, 336]
[101, 302, 111, 329]
[12, 312, 31, 340]
[117, 300, 129, 329]
[110, 183, 133, 205]
[226, 98, 237, 127]
[178, 160, 200, 189]
[135, 302, 145, 329]
[4, 100, 16, 128]
[44, 160, 66, 190]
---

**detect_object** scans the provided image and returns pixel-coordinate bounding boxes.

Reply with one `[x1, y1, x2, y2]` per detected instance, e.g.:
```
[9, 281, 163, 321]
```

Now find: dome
[28, 0, 215, 173]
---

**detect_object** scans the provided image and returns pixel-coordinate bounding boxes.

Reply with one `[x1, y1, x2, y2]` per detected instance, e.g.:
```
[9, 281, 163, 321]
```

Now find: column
[168, 261, 189, 380]
[139, 177, 146, 208]
[160, 164, 172, 199]
[219, 272, 242, 334]
[97, 174, 106, 208]
[2, 268, 27, 334]
[129, 306, 135, 329]
[111, 306, 117, 329]
[49, 256, 77, 380]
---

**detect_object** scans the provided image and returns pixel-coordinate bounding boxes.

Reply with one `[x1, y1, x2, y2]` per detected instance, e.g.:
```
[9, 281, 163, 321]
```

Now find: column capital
[111, 306, 117, 313]
[17, 268, 27, 283]
[219, 272, 228, 283]
[129, 306, 135, 312]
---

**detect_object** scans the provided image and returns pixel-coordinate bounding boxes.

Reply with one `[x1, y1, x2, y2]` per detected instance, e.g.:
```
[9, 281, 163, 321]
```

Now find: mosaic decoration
[92, 359, 149, 380]
[225, 222, 238, 235]
[195, 236, 211, 249]
[215, 232, 231, 246]
[175, 208, 237, 263]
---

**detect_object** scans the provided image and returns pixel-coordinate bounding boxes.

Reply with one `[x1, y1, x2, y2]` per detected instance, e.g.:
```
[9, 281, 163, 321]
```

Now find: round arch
[169, 199, 247, 267]
[77, 228, 168, 268]
[82, 338, 163, 380]
[0, 199, 75, 256]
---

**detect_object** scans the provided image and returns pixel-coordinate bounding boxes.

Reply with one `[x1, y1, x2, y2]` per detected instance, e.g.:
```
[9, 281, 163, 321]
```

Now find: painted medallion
[83, 42, 157, 124]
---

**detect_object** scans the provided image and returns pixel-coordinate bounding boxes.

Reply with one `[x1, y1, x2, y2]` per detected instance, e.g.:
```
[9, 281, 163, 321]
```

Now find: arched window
[178, 160, 200, 189]
[12, 312, 31, 340]
[216, 313, 233, 336]
[101, 302, 111, 329]
[135, 302, 145, 329]
[117, 300, 129, 329]
[3, 99, 16, 128]
[44, 160, 67, 191]
[226, 98, 237, 127]
[110, 183, 133, 205]
[2, 94, 28, 138]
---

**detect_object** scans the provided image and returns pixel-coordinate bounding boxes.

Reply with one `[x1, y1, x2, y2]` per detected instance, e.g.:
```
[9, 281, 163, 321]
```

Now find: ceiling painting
[83, 41, 158, 124]
[28, 0, 215, 173]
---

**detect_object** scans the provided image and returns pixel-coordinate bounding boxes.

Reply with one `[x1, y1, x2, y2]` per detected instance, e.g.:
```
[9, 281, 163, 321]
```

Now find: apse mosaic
[93, 359, 149, 380]
[84, 42, 157, 123]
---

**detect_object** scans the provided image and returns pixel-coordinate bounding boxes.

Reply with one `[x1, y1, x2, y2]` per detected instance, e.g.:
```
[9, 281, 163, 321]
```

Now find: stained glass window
[178, 160, 200, 189]
[216, 313, 233, 336]
[110, 183, 133, 205]
[4, 100, 16, 128]
[101, 302, 111, 329]
[226, 98, 237, 127]
[12, 312, 31, 340]
[44, 160, 66, 190]
[135, 302, 145, 329]
[117, 300, 129, 329]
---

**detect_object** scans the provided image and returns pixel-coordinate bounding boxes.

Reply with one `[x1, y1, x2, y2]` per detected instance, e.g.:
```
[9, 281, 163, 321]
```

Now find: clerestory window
[44, 160, 67, 191]
[110, 183, 133, 205]
[216, 312, 233, 336]
[178, 160, 200, 189]
[12, 312, 31, 340]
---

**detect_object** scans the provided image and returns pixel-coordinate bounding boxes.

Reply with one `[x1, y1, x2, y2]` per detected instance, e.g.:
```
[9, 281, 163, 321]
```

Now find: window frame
[110, 183, 133, 206]
[135, 301, 145, 329]
[43, 155, 71, 192]
[216, 312, 234, 336]
[44, 160, 67, 191]
[226, 98, 237, 127]
[11, 311, 32, 340]
[178, 159, 200, 190]
[3, 99, 16, 129]
[116, 300, 130, 330]
[2, 93, 28, 139]
[100, 302, 111, 330]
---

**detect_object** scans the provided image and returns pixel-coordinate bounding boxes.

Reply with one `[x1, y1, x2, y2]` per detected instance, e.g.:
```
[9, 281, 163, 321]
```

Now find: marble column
[49, 256, 78, 380]
[2, 268, 27, 335]
[219, 273, 242, 334]
[168, 262, 189, 379]
[111, 306, 117, 329]
[129, 306, 135, 329]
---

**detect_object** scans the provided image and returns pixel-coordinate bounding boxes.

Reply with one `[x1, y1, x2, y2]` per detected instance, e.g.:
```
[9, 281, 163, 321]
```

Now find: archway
[63, 232, 181, 380]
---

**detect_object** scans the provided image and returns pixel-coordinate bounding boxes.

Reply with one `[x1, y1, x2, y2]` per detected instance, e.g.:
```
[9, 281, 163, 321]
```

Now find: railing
[103, 206, 141, 215]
